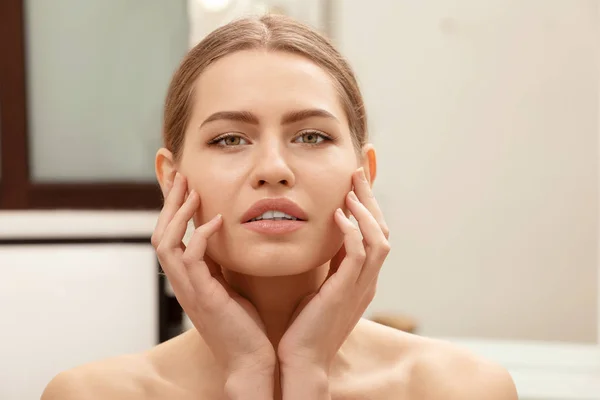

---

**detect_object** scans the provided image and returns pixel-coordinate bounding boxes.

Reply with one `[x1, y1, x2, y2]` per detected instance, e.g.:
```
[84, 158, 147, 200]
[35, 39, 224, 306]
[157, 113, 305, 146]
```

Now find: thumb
[325, 244, 346, 282]
[286, 292, 317, 328]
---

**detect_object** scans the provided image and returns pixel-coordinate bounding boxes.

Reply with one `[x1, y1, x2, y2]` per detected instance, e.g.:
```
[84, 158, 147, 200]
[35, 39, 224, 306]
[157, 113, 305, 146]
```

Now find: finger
[345, 191, 390, 287]
[353, 220, 390, 289]
[160, 189, 200, 251]
[155, 190, 199, 298]
[152, 172, 187, 247]
[160, 258, 195, 311]
[183, 214, 223, 282]
[162, 174, 175, 199]
[331, 208, 365, 286]
[346, 191, 387, 249]
[353, 168, 389, 239]
[183, 215, 225, 299]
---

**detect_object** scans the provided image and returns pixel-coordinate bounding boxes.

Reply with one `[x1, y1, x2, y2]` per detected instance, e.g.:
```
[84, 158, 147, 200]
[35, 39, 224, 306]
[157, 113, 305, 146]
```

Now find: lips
[241, 198, 308, 223]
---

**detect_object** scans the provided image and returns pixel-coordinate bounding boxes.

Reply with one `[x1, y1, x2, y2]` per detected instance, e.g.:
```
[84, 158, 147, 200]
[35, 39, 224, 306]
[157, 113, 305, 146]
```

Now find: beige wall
[336, 0, 598, 342]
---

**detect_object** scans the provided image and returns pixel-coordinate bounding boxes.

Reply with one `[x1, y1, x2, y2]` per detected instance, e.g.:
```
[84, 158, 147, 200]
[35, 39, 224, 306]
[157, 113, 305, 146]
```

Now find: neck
[213, 263, 352, 399]
[222, 263, 329, 349]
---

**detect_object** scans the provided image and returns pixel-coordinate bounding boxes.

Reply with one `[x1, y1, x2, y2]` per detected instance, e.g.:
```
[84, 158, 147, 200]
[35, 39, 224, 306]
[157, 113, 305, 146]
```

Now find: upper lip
[241, 198, 308, 222]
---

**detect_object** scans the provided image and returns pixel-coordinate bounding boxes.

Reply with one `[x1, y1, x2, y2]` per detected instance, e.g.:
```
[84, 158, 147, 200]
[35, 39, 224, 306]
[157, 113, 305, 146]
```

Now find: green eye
[223, 136, 241, 145]
[295, 131, 330, 144]
[302, 132, 320, 143]
[208, 134, 248, 147]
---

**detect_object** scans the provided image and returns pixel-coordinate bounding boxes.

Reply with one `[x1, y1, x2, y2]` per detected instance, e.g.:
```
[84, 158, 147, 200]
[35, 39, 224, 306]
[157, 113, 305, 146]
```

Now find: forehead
[192, 49, 346, 121]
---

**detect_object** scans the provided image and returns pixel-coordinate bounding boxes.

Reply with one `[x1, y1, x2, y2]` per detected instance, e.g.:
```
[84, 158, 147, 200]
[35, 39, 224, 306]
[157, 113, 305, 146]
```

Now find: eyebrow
[199, 108, 339, 128]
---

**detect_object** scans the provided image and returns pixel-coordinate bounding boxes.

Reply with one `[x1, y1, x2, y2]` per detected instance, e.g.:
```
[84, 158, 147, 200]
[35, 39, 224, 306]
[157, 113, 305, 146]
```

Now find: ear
[360, 143, 377, 187]
[155, 147, 177, 198]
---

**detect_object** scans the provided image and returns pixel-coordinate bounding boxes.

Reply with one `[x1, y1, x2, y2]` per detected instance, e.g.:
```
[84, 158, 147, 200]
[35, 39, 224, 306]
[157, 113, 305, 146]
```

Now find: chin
[209, 239, 342, 277]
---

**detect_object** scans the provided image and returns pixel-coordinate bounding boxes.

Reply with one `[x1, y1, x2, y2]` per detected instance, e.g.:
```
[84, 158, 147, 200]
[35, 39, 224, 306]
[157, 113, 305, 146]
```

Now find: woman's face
[177, 49, 366, 276]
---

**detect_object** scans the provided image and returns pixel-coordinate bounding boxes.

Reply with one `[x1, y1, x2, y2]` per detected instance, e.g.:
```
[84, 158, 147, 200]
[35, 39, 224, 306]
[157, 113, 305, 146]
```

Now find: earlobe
[155, 148, 177, 198]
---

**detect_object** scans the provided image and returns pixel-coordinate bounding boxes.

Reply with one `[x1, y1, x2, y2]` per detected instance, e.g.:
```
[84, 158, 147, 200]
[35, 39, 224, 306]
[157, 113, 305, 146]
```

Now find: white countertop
[443, 337, 600, 399]
[0, 210, 160, 239]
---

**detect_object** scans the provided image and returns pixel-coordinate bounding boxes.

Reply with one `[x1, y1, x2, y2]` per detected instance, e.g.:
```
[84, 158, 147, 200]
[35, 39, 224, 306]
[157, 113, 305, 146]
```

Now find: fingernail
[175, 172, 181, 182]
[348, 191, 359, 202]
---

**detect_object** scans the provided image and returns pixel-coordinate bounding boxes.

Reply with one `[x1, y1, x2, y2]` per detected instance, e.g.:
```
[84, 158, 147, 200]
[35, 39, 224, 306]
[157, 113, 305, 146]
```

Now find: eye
[293, 130, 331, 145]
[208, 133, 249, 147]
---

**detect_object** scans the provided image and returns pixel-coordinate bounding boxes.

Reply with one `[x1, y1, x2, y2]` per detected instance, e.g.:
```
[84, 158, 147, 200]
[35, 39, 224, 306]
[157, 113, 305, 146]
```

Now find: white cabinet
[0, 212, 159, 399]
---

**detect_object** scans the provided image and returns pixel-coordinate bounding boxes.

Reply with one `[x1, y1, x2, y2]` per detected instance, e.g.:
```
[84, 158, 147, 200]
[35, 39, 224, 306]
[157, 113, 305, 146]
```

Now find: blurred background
[0, 0, 598, 399]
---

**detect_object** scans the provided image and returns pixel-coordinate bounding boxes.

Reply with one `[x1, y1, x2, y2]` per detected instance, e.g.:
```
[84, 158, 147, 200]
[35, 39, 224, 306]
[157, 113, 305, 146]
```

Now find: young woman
[42, 14, 517, 400]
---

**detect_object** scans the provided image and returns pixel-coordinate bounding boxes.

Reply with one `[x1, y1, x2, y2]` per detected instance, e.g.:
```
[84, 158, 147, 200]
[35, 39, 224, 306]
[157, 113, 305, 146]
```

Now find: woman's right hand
[152, 172, 275, 379]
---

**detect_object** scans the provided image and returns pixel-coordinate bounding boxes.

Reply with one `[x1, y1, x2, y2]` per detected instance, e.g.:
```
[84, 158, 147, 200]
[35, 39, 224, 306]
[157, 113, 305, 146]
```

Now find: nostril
[256, 179, 289, 186]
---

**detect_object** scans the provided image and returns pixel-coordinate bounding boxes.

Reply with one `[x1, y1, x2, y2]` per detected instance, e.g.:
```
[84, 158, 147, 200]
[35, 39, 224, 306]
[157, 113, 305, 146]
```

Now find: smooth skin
[41, 50, 517, 400]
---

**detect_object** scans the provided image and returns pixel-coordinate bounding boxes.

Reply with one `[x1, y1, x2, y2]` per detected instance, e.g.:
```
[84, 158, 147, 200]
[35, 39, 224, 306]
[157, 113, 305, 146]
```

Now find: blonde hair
[163, 14, 367, 160]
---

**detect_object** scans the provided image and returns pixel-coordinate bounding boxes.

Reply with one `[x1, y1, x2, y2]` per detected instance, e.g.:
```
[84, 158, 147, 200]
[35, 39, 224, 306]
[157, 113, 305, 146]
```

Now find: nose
[250, 141, 296, 189]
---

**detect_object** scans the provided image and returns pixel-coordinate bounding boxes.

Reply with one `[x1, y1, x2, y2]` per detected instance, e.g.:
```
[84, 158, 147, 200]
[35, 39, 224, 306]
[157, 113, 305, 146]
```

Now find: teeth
[250, 210, 299, 222]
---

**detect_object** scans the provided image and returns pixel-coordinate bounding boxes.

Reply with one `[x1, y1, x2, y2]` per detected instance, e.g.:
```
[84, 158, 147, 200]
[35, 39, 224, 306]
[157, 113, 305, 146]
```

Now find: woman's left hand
[277, 167, 391, 374]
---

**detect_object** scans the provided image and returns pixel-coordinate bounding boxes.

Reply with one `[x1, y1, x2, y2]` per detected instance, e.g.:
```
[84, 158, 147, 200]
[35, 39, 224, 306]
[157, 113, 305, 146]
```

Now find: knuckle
[181, 252, 196, 267]
[358, 251, 367, 262]
[350, 248, 367, 262]
[349, 229, 364, 242]
[155, 243, 168, 257]
[381, 225, 390, 239]
[150, 234, 160, 249]
[379, 240, 391, 255]
[194, 226, 208, 238]
[198, 287, 224, 312]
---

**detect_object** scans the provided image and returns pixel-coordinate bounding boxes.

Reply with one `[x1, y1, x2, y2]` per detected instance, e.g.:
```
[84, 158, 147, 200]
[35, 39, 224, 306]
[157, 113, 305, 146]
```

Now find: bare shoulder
[40, 350, 183, 400]
[406, 336, 518, 399]
[351, 319, 518, 400]
[40, 330, 214, 400]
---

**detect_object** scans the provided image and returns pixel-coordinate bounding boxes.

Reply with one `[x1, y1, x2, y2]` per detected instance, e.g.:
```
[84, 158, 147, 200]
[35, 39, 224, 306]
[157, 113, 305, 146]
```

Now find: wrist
[280, 364, 330, 400]
[224, 368, 274, 400]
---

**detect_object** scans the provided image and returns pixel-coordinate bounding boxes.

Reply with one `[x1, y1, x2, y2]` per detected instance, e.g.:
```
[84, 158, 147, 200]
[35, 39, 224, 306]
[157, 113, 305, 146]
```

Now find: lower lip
[243, 220, 306, 234]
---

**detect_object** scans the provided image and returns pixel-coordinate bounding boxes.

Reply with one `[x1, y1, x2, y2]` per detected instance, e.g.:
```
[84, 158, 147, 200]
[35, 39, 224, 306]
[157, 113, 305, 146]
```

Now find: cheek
[188, 176, 234, 227]
[308, 158, 356, 210]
